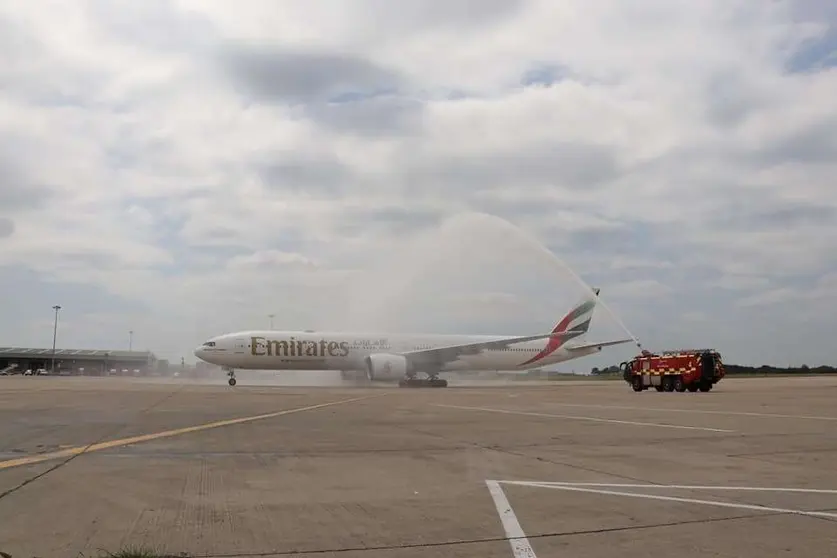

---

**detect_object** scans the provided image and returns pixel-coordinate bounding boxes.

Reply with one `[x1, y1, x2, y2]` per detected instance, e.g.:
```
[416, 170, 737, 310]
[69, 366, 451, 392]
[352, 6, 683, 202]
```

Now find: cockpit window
[202, 341, 216, 347]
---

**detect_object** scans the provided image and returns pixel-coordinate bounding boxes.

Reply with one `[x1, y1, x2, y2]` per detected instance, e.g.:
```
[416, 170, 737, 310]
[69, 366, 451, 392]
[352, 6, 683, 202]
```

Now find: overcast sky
[0, 0, 835, 369]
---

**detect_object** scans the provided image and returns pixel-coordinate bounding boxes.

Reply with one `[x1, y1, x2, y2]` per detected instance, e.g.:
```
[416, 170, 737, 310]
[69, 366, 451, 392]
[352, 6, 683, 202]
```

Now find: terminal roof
[0, 347, 155, 361]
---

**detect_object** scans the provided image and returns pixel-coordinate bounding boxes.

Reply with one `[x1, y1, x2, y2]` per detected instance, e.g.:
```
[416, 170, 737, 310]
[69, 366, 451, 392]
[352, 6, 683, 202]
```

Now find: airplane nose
[194, 347, 205, 359]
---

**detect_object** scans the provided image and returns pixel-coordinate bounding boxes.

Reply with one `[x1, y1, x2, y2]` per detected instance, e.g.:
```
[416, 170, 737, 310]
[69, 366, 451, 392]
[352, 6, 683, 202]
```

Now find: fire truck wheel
[687, 384, 699, 392]
[655, 385, 664, 392]
[674, 376, 686, 392]
[632, 376, 643, 392]
[663, 376, 675, 391]
[699, 381, 712, 392]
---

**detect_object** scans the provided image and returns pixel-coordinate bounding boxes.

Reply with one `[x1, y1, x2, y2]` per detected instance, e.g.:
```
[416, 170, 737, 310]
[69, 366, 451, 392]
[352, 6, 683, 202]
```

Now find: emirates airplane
[194, 288, 633, 387]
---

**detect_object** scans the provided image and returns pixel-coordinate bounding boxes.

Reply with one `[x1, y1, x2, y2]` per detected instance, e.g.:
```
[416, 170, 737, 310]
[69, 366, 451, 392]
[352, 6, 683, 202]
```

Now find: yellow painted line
[0, 394, 383, 471]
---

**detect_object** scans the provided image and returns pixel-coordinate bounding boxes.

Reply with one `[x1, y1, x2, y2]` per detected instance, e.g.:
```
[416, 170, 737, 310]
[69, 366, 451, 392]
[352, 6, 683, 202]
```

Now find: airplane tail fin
[550, 287, 600, 340]
[516, 287, 601, 367]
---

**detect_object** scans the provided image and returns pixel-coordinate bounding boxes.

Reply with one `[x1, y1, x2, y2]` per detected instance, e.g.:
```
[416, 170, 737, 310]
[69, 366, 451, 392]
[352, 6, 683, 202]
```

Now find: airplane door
[232, 338, 248, 355]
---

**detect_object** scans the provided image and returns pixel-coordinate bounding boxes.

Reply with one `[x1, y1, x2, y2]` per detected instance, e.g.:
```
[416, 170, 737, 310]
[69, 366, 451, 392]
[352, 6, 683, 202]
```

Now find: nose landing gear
[224, 367, 237, 386]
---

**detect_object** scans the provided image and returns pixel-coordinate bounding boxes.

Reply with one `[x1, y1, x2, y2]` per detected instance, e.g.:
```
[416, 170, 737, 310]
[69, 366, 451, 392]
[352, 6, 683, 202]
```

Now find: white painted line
[485, 480, 538, 558]
[499, 482, 837, 494]
[507, 482, 837, 520]
[435, 404, 735, 433]
[541, 402, 837, 422]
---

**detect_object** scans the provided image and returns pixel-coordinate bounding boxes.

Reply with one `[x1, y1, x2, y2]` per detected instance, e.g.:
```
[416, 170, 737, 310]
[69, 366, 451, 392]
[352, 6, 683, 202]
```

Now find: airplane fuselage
[196, 330, 601, 373]
[193, 288, 632, 386]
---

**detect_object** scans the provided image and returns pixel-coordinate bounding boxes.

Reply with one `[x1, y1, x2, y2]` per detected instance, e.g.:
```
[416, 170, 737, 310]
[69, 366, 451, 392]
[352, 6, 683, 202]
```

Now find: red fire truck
[620, 349, 725, 393]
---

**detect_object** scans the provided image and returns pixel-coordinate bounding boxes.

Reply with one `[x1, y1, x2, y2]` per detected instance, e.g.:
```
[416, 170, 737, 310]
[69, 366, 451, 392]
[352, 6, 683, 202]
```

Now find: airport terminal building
[0, 347, 159, 376]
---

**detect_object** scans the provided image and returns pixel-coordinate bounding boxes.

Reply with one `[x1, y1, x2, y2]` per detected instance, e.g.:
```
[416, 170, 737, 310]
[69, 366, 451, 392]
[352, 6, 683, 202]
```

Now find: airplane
[193, 287, 634, 387]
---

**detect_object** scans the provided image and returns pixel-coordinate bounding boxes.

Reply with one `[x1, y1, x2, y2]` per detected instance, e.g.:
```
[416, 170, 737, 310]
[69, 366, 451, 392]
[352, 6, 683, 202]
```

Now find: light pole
[268, 314, 275, 329]
[51, 305, 61, 374]
[129, 330, 134, 351]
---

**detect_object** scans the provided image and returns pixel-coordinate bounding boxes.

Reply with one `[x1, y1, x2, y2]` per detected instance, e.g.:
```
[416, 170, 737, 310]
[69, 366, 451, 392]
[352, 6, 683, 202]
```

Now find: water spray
[585, 285, 644, 352]
[342, 211, 647, 355]
[464, 213, 646, 351]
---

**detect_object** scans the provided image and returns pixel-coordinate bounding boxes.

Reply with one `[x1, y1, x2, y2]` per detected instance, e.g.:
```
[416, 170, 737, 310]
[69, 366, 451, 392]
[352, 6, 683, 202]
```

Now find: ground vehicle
[620, 349, 724, 392]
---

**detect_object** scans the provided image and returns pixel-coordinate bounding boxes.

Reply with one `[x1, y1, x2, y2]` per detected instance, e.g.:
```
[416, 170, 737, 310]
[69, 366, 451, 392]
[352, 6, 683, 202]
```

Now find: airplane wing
[401, 330, 588, 367]
[566, 339, 635, 352]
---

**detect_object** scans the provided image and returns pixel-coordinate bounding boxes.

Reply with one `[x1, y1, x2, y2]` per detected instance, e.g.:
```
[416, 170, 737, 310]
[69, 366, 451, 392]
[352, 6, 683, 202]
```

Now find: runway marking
[434, 404, 735, 433]
[485, 480, 538, 558]
[496, 482, 837, 494]
[0, 394, 382, 471]
[499, 481, 837, 520]
[540, 402, 837, 422]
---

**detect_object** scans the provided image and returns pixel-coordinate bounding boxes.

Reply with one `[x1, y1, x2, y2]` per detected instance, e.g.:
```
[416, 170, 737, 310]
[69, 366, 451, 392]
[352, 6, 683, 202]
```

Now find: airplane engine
[365, 353, 410, 381]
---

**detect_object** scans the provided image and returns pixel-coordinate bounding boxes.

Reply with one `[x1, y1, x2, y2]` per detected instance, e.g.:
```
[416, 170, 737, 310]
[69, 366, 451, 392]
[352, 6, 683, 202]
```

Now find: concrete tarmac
[0, 375, 836, 557]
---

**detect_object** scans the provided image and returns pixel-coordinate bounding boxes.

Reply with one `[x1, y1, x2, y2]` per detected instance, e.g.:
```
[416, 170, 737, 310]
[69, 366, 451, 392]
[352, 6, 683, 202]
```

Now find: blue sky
[0, 0, 836, 369]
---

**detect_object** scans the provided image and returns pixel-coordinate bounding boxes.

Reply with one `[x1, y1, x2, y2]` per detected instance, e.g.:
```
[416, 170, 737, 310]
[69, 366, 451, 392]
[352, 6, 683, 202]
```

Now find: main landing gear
[224, 367, 237, 386]
[398, 374, 448, 388]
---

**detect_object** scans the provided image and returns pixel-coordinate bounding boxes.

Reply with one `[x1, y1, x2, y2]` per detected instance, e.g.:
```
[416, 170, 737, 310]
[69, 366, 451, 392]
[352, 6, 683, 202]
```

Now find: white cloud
[712, 274, 771, 291]
[607, 279, 674, 299]
[682, 311, 708, 322]
[736, 272, 837, 308]
[610, 257, 675, 271]
[226, 250, 318, 271]
[0, 0, 836, 368]
[736, 287, 802, 307]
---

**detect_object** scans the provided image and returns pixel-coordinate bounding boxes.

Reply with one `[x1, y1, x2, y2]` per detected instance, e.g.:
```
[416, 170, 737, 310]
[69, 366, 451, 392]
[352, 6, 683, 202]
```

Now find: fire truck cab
[620, 349, 724, 393]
